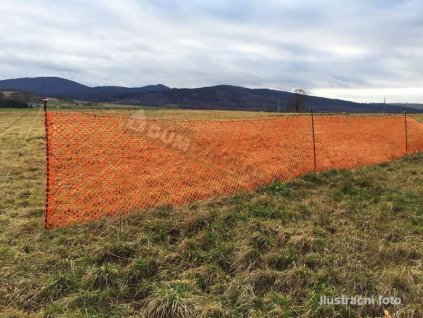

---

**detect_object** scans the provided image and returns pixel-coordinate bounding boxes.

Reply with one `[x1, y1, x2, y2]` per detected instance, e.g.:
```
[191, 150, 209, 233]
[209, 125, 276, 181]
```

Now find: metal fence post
[311, 106, 317, 172]
[43, 97, 50, 229]
[404, 111, 408, 156]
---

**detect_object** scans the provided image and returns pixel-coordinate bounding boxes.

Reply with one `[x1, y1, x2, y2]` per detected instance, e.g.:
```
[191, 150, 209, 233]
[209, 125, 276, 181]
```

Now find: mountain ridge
[0, 77, 421, 113]
[0, 77, 170, 100]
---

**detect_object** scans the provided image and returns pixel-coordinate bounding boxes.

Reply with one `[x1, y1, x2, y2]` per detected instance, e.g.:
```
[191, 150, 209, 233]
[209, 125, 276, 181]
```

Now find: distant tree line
[0, 91, 33, 108]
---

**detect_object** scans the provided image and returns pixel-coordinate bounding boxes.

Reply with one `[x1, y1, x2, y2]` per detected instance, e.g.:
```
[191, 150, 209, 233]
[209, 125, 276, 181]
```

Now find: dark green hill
[0, 77, 421, 113]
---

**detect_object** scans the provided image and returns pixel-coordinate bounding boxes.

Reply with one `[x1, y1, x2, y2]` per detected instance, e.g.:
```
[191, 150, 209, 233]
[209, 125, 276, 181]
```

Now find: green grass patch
[0, 111, 422, 316]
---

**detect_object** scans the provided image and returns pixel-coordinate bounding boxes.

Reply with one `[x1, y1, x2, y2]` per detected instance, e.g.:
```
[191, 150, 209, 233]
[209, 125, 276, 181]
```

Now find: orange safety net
[44, 112, 423, 228]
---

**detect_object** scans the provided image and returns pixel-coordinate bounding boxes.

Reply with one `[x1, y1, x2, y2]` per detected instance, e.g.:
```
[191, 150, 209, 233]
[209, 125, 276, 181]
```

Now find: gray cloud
[1, 0, 422, 102]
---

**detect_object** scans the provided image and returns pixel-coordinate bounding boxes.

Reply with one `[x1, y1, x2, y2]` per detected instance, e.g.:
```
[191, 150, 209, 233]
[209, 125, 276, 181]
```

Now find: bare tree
[288, 88, 307, 113]
[0, 92, 5, 100]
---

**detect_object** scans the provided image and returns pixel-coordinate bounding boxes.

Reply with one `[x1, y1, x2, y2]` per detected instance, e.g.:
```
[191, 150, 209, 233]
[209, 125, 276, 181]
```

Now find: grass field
[46, 100, 282, 120]
[0, 108, 422, 317]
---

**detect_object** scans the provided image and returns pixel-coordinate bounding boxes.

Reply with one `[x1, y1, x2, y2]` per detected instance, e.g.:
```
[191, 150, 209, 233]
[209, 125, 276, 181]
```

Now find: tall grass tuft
[143, 280, 199, 318]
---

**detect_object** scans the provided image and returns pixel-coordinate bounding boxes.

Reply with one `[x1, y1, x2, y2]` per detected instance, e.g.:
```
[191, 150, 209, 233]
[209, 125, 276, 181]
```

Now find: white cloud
[312, 87, 423, 104]
[0, 0, 422, 102]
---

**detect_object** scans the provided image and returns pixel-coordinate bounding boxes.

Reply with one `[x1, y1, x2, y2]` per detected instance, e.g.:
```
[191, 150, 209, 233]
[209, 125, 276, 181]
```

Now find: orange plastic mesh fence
[407, 116, 423, 154]
[44, 112, 423, 228]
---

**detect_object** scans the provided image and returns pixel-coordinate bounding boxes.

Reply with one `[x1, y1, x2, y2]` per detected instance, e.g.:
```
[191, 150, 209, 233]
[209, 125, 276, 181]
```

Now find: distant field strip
[45, 112, 423, 228]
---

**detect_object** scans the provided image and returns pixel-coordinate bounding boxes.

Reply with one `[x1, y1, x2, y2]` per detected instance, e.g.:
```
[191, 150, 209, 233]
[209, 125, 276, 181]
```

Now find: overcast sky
[1, 0, 422, 102]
